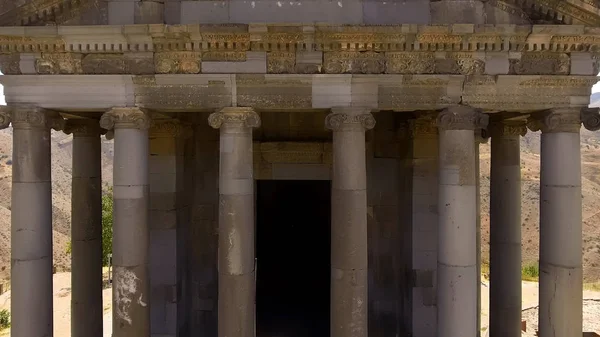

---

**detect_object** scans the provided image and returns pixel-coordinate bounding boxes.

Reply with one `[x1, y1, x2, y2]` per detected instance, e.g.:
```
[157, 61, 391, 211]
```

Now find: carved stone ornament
[489, 119, 528, 137]
[581, 108, 600, 131]
[150, 120, 193, 138]
[9, 106, 65, 130]
[476, 128, 490, 144]
[527, 108, 582, 133]
[208, 107, 261, 129]
[0, 107, 11, 130]
[63, 119, 104, 137]
[100, 107, 152, 130]
[325, 107, 376, 131]
[436, 105, 489, 131]
[409, 113, 438, 137]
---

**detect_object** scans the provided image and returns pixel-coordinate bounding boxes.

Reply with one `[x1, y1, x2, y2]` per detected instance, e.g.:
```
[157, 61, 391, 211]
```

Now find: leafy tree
[101, 187, 113, 267]
[0, 309, 10, 329]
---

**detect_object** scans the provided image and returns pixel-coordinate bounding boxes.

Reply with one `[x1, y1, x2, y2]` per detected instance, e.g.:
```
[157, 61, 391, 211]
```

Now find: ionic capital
[325, 107, 375, 131]
[150, 120, 193, 138]
[64, 119, 104, 137]
[208, 107, 261, 129]
[100, 107, 152, 131]
[8, 106, 64, 131]
[437, 105, 489, 131]
[489, 119, 528, 138]
[527, 108, 581, 133]
[409, 112, 438, 138]
[475, 128, 490, 144]
[581, 108, 600, 131]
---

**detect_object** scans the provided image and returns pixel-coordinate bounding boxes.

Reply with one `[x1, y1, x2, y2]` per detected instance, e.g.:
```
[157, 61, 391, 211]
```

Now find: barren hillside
[480, 129, 600, 282]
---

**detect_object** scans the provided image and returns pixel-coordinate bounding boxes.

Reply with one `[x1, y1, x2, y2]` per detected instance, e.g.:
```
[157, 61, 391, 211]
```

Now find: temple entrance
[256, 180, 331, 337]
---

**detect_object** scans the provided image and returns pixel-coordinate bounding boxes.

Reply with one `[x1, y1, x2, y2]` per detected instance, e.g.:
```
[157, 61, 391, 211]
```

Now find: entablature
[0, 24, 600, 76]
[0, 73, 595, 113]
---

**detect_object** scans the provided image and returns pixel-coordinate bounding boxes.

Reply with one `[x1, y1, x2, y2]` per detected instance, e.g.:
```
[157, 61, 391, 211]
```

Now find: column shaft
[489, 122, 524, 337]
[68, 120, 103, 337]
[326, 108, 375, 337]
[8, 107, 63, 337]
[101, 107, 151, 337]
[531, 109, 583, 337]
[436, 106, 487, 337]
[209, 108, 260, 337]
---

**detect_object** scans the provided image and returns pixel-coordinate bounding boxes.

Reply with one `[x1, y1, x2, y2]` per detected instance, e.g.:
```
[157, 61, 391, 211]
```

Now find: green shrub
[101, 188, 113, 267]
[0, 309, 10, 329]
[522, 262, 540, 281]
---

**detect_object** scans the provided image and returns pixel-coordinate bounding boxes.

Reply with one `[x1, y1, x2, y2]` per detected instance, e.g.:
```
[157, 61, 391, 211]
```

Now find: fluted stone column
[528, 108, 590, 337]
[100, 107, 151, 337]
[65, 119, 104, 337]
[436, 106, 488, 337]
[488, 120, 526, 337]
[325, 107, 375, 337]
[209, 107, 261, 337]
[2, 106, 64, 337]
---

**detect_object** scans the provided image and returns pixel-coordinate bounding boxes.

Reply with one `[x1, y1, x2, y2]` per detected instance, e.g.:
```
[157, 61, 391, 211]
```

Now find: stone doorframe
[253, 142, 333, 181]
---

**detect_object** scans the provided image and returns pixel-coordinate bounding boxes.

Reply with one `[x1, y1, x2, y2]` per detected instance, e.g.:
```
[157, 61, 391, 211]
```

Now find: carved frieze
[155, 52, 201, 74]
[0, 54, 21, 75]
[236, 75, 312, 109]
[35, 53, 82, 74]
[323, 51, 385, 74]
[267, 52, 295, 74]
[385, 52, 435, 74]
[409, 113, 438, 137]
[82, 54, 127, 74]
[509, 53, 570, 75]
[435, 53, 485, 75]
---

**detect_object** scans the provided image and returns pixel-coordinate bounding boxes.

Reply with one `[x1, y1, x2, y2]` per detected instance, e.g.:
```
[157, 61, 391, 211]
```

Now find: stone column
[436, 105, 488, 337]
[65, 119, 104, 337]
[208, 107, 261, 337]
[2, 106, 64, 337]
[409, 114, 439, 337]
[528, 108, 587, 337]
[148, 120, 190, 336]
[488, 119, 526, 337]
[325, 107, 375, 337]
[100, 107, 152, 337]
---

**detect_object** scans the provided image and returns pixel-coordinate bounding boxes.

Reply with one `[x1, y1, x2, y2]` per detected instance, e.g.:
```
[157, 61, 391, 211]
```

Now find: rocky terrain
[0, 126, 599, 281]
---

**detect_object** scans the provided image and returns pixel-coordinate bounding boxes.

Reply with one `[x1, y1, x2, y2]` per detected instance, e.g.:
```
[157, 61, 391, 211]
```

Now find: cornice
[2, 24, 600, 76]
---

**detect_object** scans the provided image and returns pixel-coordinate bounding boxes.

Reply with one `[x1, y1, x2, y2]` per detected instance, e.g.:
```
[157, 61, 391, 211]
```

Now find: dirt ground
[0, 273, 599, 336]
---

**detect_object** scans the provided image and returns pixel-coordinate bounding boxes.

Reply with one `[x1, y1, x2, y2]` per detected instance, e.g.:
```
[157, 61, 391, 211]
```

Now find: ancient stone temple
[1, 1, 600, 337]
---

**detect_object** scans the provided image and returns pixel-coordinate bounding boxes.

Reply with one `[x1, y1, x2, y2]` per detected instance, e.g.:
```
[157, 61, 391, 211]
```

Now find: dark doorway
[256, 180, 331, 337]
